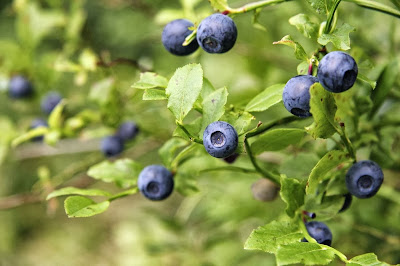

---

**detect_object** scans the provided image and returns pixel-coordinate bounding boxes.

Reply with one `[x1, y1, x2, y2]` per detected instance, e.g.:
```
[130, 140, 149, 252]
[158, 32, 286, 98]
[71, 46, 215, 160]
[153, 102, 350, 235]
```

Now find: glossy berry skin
[138, 165, 174, 201]
[9, 75, 33, 98]
[100, 136, 124, 157]
[41, 91, 62, 114]
[30, 118, 48, 141]
[302, 221, 332, 246]
[282, 75, 318, 118]
[203, 121, 238, 158]
[345, 160, 383, 198]
[116, 121, 139, 141]
[196, 14, 237, 54]
[339, 193, 353, 212]
[162, 19, 199, 56]
[317, 51, 358, 93]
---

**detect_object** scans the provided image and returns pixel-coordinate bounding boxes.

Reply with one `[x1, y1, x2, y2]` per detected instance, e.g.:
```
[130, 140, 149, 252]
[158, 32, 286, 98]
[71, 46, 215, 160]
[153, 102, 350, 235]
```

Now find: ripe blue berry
[41, 91, 62, 115]
[30, 118, 48, 141]
[345, 160, 384, 198]
[282, 75, 318, 118]
[339, 193, 352, 212]
[9, 75, 33, 98]
[317, 51, 358, 93]
[162, 19, 199, 56]
[196, 14, 237, 54]
[302, 221, 332, 246]
[138, 165, 174, 201]
[116, 121, 139, 141]
[100, 136, 124, 157]
[203, 121, 238, 158]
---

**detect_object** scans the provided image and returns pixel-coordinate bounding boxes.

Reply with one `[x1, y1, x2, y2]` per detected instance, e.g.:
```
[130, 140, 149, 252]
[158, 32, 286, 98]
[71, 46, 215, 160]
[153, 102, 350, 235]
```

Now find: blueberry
[196, 14, 237, 54]
[138, 165, 174, 201]
[116, 121, 139, 141]
[100, 135, 124, 157]
[302, 221, 332, 246]
[41, 91, 62, 115]
[203, 121, 238, 158]
[162, 19, 199, 56]
[282, 75, 318, 118]
[317, 51, 358, 93]
[223, 153, 239, 164]
[339, 193, 352, 212]
[30, 118, 48, 141]
[9, 75, 33, 98]
[251, 178, 279, 202]
[345, 160, 384, 198]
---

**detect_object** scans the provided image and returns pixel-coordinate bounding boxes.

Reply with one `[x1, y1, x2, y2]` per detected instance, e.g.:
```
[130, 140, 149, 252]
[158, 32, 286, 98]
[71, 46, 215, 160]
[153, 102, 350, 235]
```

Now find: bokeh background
[0, 0, 399, 265]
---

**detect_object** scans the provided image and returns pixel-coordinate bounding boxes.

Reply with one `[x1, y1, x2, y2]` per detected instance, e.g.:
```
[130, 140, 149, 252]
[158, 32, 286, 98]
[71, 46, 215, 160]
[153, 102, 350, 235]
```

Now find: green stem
[338, 126, 356, 162]
[324, 0, 342, 34]
[201, 166, 258, 174]
[343, 0, 400, 18]
[176, 121, 203, 144]
[244, 138, 280, 185]
[108, 187, 138, 202]
[246, 116, 303, 138]
[226, 0, 293, 14]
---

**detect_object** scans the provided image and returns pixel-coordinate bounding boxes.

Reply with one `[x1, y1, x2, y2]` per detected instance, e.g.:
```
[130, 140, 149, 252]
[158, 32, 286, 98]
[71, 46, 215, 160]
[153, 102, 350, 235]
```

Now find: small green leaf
[306, 150, 351, 195]
[357, 73, 376, 90]
[200, 87, 228, 137]
[306, 83, 338, 139]
[305, 0, 333, 14]
[222, 111, 255, 136]
[209, 0, 229, 11]
[347, 253, 391, 266]
[48, 99, 66, 130]
[305, 194, 345, 220]
[11, 126, 49, 147]
[273, 35, 308, 61]
[87, 159, 142, 188]
[252, 8, 267, 31]
[245, 84, 285, 112]
[276, 242, 336, 265]
[280, 176, 305, 217]
[297, 61, 310, 76]
[244, 220, 303, 253]
[64, 196, 110, 218]
[47, 187, 112, 200]
[166, 63, 203, 122]
[318, 23, 356, 50]
[289, 14, 318, 39]
[159, 138, 188, 168]
[200, 77, 216, 101]
[132, 72, 168, 89]
[89, 78, 114, 105]
[173, 117, 202, 140]
[251, 128, 305, 155]
[143, 88, 167, 100]
[280, 153, 320, 180]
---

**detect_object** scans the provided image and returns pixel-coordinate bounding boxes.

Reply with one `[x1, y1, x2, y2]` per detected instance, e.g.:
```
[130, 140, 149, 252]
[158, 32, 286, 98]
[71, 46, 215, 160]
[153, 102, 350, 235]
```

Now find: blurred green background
[0, 0, 399, 265]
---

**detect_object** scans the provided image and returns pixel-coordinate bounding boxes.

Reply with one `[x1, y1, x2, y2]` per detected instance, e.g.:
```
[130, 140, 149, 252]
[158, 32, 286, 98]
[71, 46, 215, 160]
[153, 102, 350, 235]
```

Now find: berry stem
[244, 138, 281, 185]
[176, 121, 203, 144]
[246, 116, 304, 138]
[324, 0, 342, 34]
[108, 187, 139, 202]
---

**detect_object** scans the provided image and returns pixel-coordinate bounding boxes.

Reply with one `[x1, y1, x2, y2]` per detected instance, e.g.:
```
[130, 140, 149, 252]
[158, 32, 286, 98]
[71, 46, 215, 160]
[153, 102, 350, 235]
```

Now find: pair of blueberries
[100, 121, 139, 157]
[162, 13, 237, 55]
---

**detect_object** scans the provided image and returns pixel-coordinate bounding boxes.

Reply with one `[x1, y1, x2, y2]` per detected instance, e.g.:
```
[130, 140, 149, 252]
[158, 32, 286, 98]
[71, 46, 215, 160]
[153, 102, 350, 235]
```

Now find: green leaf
[276, 242, 336, 265]
[357, 73, 376, 90]
[370, 60, 399, 117]
[304, 194, 345, 220]
[209, 0, 229, 11]
[48, 99, 66, 130]
[174, 172, 200, 196]
[297, 61, 311, 76]
[166, 63, 203, 122]
[306, 150, 351, 195]
[11, 126, 49, 147]
[143, 88, 167, 100]
[173, 117, 202, 140]
[244, 220, 303, 253]
[87, 159, 143, 188]
[47, 187, 112, 200]
[289, 14, 318, 39]
[305, 0, 334, 14]
[159, 138, 189, 168]
[245, 84, 285, 112]
[273, 35, 308, 61]
[132, 72, 168, 89]
[318, 23, 356, 50]
[200, 77, 216, 101]
[89, 78, 114, 105]
[347, 253, 391, 266]
[222, 111, 255, 136]
[252, 8, 267, 31]
[280, 176, 305, 217]
[306, 83, 338, 139]
[64, 196, 110, 218]
[200, 87, 228, 137]
[280, 153, 320, 180]
[251, 128, 305, 155]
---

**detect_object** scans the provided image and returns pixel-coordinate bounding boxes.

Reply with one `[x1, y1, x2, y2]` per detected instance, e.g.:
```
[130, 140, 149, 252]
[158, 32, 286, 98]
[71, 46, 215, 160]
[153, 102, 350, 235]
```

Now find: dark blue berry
[41, 91, 62, 115]
[138, 165, 174, 201]
[203, 121, 238, 158]
[30, 118, 48, 141]
[196, 14, 237, 54]
[9, 75, 33, 98]
[339, 193, 352, 212]
[223, 153, 239, 164]
[100, 136, 124, 157]
[317, 51, 358, 93]
[302, 221, 332, 246]
[116, 121, 139, 141]
[162, 19, 199, 56]
[345, 160, 383, 198]
[282, 75, 318, 117]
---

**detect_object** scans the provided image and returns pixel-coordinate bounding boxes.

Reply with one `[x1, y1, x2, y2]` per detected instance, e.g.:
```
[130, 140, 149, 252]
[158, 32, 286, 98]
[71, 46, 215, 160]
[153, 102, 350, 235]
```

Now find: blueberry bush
[0, 0, 400, 265]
